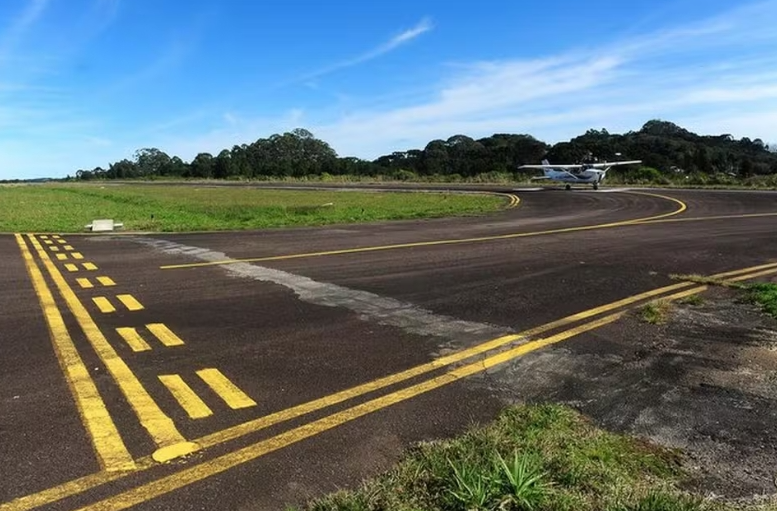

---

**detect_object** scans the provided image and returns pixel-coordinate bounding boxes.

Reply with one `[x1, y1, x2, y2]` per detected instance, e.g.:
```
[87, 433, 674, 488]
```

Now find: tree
[190, 153, 214, 178]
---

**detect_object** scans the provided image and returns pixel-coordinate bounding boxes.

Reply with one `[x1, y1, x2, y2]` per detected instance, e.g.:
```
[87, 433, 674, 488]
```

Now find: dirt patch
[481, 284, 777, 505]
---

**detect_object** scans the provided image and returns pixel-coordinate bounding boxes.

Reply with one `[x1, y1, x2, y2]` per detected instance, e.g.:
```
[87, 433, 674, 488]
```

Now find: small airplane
[518, 157, 642, 190]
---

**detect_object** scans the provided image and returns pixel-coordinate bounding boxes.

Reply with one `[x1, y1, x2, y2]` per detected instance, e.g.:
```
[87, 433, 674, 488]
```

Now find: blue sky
[1, 0, 776, 179]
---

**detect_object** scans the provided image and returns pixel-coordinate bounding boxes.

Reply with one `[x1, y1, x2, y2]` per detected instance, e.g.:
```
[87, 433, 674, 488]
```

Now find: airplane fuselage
[544, 168, 605, 183]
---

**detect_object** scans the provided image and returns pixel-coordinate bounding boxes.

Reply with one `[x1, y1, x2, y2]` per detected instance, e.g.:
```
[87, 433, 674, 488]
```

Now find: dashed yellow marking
[52, 235, 61, 239]
[55, 253, 68, 261]
[97, 276, 116, 287]
[76, 278, 94, 289]
[197, 369, 256, 410]
[117, 294, 144, 311]
[40, 235, 49, 239]
[14, 235, 135, 472]
[26, 235, 193, 463]
[64, 263, 78, 272]
[83, 262, 98, 271]
[44, 240, 53, 245]
[64, 245, 74, 251]
[50, 246, 59, 252]
[92, 297, 116, 313]
[146, 323, 185, 347]
[72, 252, 84, 260]
[58, 239, 67, 245]
[159, 375, 213, 419]
[116, 328, 151, 352]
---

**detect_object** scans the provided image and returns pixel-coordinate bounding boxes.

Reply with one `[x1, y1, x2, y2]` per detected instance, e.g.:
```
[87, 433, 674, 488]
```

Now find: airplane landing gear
[565, 184, 571, 190]
[593, 182, 599, 190]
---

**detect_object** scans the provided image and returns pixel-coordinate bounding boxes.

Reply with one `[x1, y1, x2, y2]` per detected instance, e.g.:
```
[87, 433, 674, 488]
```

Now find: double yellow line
[6, 257, 777, 511]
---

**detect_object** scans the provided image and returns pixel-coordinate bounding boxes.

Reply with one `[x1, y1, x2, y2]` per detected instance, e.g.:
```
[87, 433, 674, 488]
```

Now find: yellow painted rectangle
[56, 253, 68, 261]
[83, 262, 98, 271]
[44, 239, 53, 245]
[50, 246, 59, 252]
[72, 252, 85, 260]
[117, 294, 144, 311]
[116, 328, 151, 352]
[58, 239, 67, 244]
[92, 297, 116, 313]
[159, 375, 212, 419]
[52, 235, 61, 239]
[97, 276, 116, 287]
[76, 278, 94, 289]
[64, 245, 74, 250]
[40, 235, 49, 239]
[197, 368, 256, 409]
[146, 323, 185, 347]
[65, 263, 78, 272]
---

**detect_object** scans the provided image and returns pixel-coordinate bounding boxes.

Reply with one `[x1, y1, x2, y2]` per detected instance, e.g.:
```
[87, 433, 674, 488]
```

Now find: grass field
[0, 184, 505, 232]
[290, 404, 719, 511]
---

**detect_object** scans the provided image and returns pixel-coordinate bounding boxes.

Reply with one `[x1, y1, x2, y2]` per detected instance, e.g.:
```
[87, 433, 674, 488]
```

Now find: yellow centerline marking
[116, 328, 152, 352]
[160, 192, 686, 270]
[14, 235, 135, 472]
[25, 235, 195, 463]
[197, 369, 256, 409]
[72, 252, 85, 260]
[98, 276, 117, 287]
[55, 253, 68, 261]
[117, 294, 144, 311]
[65, 263, 78, 272]
[146, 323, 185, 347]
[83, 262, 98, 271]
[7, 260, 777, 511]
[77, 278, 94, 289]
[92, 297, 116, 313]
[159, 375, 213, 419]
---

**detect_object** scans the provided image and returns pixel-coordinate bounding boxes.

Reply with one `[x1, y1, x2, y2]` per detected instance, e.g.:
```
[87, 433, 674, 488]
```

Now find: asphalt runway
[2, 188, 777, 510]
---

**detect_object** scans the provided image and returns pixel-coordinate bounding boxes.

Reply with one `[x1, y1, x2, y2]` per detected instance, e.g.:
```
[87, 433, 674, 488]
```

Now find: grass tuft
[677, 294, 705, 306]
[640, 300, 673, 324]
[746, 282, 777, 319]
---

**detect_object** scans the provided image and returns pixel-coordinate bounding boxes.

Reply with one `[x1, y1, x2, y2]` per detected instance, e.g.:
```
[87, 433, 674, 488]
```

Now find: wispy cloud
[0, 0, 49, 60]
[296, 17, 433, 82]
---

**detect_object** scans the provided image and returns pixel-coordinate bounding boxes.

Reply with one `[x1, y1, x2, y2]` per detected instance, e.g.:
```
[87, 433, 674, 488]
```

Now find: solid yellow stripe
[160, 193, 687, 270]
[116, 328, 152, 352]
[72, 252, 85, 260]
[197, 369, 256, 409]
[117, 294, 144, 311]
[26, 235, 194, 461]
[159, 375, 213, 419]
[97, 276, 116, 287]
[146, 323, 185, 347]
[8, 261, 777, 511]
[72, 313, 625, 511]
[13, 235, 135, 472]
[65, 263, 78, 272]
[92, 297, 116, 314]
[76, 278, 94, 289]
[55, 253, 68, 260]
[83, 262, 98, 271]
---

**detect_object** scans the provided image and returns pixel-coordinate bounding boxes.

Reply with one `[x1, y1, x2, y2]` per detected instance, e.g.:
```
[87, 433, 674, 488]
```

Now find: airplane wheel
[593, 183, 599, 190]
[565, 184, 571, 191]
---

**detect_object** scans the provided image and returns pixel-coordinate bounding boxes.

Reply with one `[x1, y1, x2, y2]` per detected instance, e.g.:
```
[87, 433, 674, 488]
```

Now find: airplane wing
[518, 164, 584, 169]
[589, 160, 642, 168]
[530, 176, 551, 180]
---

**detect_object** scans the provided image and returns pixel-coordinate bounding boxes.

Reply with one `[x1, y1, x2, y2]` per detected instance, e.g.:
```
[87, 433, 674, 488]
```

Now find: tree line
[71, 121, 777, 182]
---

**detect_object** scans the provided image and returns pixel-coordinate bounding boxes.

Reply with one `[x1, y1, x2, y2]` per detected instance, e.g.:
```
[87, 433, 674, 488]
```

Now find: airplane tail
[541, 159, 551, 176]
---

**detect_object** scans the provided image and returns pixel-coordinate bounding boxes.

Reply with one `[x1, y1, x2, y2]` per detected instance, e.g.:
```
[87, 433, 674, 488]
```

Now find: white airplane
[518, 158, 642, 190]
